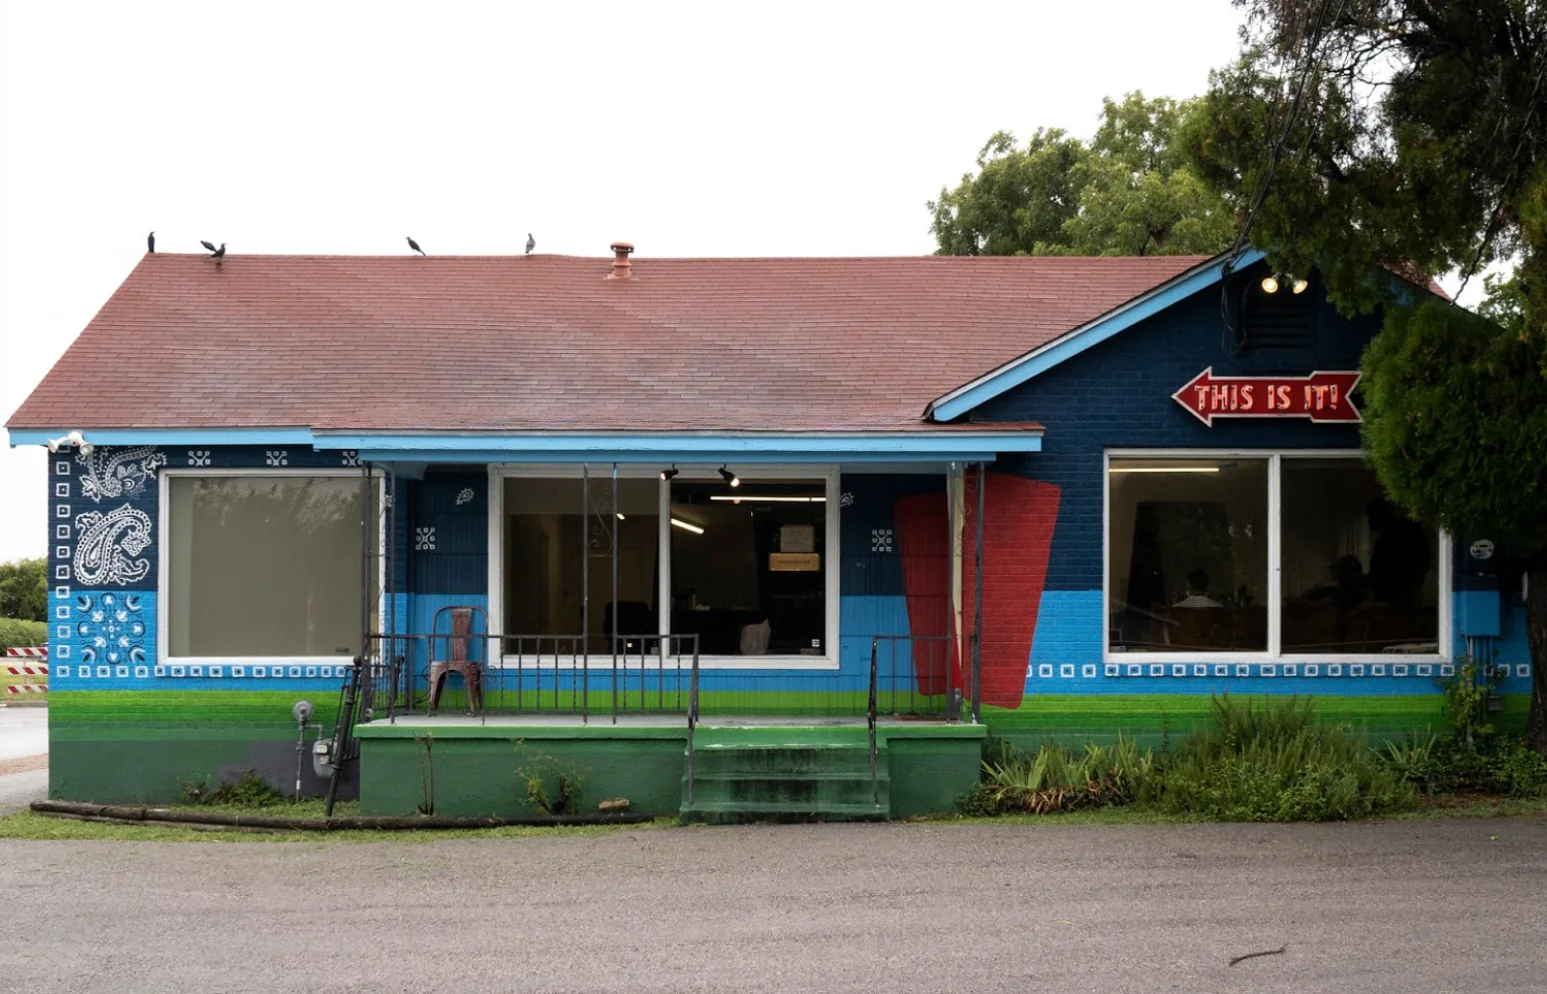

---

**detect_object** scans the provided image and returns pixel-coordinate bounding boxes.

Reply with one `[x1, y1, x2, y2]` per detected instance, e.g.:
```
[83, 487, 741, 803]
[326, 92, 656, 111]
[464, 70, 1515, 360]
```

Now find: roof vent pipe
[607, 241, 634, 280]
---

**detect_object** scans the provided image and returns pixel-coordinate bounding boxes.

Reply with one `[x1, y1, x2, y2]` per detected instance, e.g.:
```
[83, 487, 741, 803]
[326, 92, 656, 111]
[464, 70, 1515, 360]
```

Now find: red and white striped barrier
[4, 646, 48, 695]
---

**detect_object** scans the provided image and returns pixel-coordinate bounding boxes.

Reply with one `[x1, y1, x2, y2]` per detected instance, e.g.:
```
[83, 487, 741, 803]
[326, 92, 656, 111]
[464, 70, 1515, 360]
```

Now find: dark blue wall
[975, 268, 1374, 592]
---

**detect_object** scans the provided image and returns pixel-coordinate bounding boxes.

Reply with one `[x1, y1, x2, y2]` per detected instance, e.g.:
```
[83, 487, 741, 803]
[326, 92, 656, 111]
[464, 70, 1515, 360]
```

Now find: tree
[929, 93, 1236, 257]
[1189, 0, 1547, 748]
[0, 557, 47, 622]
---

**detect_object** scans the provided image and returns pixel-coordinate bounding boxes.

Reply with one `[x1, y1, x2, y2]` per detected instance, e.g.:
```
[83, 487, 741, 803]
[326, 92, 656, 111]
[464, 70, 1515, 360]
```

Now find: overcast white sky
[0, 0, 1469, 564]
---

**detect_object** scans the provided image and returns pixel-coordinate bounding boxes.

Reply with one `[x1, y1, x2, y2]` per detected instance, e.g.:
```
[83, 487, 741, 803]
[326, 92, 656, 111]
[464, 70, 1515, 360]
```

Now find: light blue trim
[352, 446, 1024, 465]
[927, 249, 1268, 422]
[7, 427, 1038, 464]
[6, 427, 312, 447]
[314, 432, 1039, 454]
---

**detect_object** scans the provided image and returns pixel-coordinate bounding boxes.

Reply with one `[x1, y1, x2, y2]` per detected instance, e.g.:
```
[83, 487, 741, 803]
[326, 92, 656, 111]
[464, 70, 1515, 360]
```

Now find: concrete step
[679, 799, 888, 824]
[681, 727, 891, 822]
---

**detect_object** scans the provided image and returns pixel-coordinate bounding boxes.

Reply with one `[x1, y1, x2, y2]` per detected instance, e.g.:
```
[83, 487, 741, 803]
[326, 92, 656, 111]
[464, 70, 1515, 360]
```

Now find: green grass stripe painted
[983, 694, 1449, 729]
[49, 691, 342, 727]
[355, 723, 689, 740]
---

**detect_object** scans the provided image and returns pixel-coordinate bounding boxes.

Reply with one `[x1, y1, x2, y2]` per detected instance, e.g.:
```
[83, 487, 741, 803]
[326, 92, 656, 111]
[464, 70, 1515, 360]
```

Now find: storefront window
[167, 475, 374, 658]
[670, 479, 827, 656]
[502, 477, 659, 653]
[497, 472, 832, 660]
[1107, 454, 1443, 657]
[1108, 458, 1269, 651]
[1281, 460, 1439, 653]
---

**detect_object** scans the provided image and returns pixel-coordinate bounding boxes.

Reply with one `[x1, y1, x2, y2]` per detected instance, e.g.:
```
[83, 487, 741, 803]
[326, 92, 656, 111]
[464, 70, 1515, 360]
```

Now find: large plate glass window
[1280, 459, 1439, 653]
[1108, 458, 1269, 652]
[166, 475, 375, 658]
[669, 479, 827, 656]
[501, 477, 659, 654]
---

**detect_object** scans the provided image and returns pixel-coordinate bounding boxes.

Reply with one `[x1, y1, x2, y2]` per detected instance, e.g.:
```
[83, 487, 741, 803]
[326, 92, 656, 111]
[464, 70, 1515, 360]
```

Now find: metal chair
[427, 605, 488, 716]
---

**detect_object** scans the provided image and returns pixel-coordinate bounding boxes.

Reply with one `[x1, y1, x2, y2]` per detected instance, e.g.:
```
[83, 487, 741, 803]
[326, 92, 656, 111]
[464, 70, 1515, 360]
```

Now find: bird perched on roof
[147, 231, 155, 254]
[407, 236, 425, 256]
[526, 233, 535, 255]
[201, 242, 226, 260]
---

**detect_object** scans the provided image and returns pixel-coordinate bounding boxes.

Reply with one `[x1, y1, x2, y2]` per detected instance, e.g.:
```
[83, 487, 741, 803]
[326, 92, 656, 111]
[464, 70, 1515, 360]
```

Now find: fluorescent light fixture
[709, 495, 826, 503]
[670, 517, 705, 534]
[1109, 466, 1222, 474]
[616, 513, 626, 520]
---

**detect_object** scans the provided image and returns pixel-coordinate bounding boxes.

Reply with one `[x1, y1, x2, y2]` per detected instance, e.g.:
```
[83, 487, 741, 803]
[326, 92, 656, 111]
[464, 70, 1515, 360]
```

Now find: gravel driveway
[1, 816, 1543, 993]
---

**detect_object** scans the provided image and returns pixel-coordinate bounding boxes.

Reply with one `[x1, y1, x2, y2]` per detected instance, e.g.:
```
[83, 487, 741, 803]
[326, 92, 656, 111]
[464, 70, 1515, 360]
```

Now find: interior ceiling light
[670, 517, 705, 535]
[718, 465, 740, 488]
[1260, 275, 1280, 294]
[709, 495, 825, 503]
[1109, 466, 1222, 474]
[660, 466, 679, 481]
[1292, 278, 1309, 294]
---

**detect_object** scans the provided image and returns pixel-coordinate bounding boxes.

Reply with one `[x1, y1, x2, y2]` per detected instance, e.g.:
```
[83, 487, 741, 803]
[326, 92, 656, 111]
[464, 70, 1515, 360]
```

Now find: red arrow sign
[1172, 368, 1361, 426]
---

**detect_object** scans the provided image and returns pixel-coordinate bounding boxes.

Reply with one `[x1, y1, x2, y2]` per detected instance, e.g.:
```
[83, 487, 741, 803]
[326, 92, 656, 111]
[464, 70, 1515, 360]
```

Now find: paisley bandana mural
[73, 504, 153, 585]
[77, 446, 167, 502]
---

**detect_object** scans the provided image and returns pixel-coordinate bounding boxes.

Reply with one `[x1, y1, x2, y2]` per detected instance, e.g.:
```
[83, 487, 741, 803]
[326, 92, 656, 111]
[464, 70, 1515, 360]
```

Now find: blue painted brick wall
[975, 266, 1372, 592]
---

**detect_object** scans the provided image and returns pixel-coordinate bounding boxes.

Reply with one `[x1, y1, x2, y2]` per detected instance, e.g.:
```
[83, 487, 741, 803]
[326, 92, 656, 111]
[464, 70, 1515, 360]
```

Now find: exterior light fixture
[1260, 275, 1280, 294]
[660, 466, 679, 481]
[1291, 278, 1309, 294]
[47, 430, 92, 456]
[718, 465, 740, 488]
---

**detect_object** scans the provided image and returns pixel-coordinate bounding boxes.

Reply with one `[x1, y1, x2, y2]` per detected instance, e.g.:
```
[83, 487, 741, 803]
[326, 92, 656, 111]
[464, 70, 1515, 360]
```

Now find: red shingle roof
[7, 252, 1207, 433]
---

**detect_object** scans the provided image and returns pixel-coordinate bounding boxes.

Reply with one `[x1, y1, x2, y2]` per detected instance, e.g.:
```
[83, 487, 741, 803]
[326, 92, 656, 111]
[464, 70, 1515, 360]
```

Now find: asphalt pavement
[0, 705, 47, 815]
[1, 815, 1544, 993]
[0, 705, 46, 761]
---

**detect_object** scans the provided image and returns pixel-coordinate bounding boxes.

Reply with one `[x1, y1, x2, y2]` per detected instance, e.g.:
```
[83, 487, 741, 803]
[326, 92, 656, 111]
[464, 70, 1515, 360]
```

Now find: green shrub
[1440, 659, 1499, 744]
[1154, 695, 1414, 821]
[964, 734, 1160, 815]
[180, 770, 285, 808]
[0, 618, 46, 650]
[1383, 733, 1547, 798]
[515, 746, 589, 815]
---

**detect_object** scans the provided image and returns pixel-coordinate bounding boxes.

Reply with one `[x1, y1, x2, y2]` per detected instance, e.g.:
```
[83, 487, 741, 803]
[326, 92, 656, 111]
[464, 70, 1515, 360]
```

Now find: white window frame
[157, 468, 386, 665]
[487, 464, 840, 670]
[1103, 448, 1451, 663]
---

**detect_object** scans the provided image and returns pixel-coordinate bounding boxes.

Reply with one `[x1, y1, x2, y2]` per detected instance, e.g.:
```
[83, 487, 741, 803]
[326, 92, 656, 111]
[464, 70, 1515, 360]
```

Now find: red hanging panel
[892, 491, 954, 696]
[961, 473, 1062, 709]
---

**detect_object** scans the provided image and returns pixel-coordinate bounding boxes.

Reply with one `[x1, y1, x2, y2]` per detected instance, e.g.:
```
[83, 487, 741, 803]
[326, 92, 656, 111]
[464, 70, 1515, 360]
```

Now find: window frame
[1102, 449, 1451, 663]
[157, 468, 385, 665]
[486, 464, 840, 671]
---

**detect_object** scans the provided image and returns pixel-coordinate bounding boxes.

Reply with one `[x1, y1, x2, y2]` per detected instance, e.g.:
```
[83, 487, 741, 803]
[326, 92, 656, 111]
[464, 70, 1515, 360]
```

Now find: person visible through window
[1174, 568, 1222, 608]
[1367, 499, 1430, 608]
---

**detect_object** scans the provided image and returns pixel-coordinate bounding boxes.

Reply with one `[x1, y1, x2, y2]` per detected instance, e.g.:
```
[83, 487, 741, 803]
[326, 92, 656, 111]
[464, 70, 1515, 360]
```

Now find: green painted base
[48, 691, 343, 803]
[358, 723, 985, 820]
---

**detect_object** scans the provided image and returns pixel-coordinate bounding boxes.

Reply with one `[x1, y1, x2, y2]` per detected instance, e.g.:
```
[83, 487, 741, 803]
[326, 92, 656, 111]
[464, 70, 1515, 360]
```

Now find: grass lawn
[0, 806, 675, 843]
